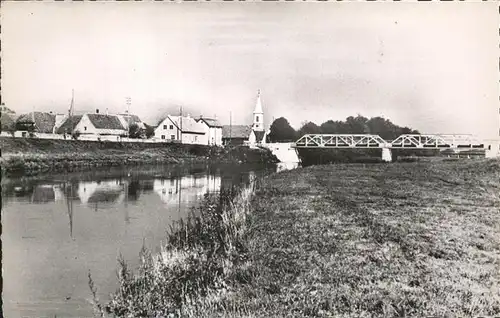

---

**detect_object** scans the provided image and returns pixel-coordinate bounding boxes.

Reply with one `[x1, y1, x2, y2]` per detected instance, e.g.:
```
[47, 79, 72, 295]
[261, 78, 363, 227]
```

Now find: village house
[56, 115, 83, 135]
[196, 116, 223, 146]
[154, 115, 206, 144]
[118, 112, 146, 131]
[222, 125, 252, 146]
[16, 111, 56, 134]
[56, 111, 127, 138]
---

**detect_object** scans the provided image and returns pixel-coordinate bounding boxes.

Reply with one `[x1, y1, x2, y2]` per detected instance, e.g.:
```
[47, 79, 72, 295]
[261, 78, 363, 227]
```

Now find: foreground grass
[99, 159, 500, 317]
[230, 159, 500, 317]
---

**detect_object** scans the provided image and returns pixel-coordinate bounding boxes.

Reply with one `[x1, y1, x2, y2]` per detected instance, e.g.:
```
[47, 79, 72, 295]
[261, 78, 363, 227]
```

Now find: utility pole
[125, 97, 131, 137]
[69, 89, 74, 136]
[229, 110, 232, 146]
[180, 106, 183, 143]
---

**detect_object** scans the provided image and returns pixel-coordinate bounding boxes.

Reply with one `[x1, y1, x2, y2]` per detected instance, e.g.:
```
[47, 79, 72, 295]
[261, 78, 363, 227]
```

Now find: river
[2, 162, 298, 317]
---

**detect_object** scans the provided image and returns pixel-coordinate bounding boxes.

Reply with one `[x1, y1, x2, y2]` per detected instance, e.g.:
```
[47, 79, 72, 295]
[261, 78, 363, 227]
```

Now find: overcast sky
[2, 2, 498, 139]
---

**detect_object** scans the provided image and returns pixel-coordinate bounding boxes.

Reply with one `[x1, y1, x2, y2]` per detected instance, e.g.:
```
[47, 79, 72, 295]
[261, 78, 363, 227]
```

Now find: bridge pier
[381, 147, 392, 162]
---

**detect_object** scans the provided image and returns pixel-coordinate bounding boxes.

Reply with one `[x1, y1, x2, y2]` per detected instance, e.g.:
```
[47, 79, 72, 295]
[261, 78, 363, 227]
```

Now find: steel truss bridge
[293, 134, 486, 149]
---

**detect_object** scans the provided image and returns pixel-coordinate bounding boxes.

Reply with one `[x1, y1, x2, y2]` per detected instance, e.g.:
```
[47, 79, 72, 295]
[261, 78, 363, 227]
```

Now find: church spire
[254, 89, 263, 115]
[252, 89, 264, 131]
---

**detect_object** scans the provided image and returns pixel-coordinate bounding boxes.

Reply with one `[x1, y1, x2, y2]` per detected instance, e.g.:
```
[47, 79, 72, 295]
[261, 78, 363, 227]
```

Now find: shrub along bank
[96, 159, 500, 317]
[0, 137, 279, 176]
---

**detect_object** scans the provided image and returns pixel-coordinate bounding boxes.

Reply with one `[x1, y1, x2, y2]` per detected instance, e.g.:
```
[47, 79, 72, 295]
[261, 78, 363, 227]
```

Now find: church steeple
[253, 89, 264, 131]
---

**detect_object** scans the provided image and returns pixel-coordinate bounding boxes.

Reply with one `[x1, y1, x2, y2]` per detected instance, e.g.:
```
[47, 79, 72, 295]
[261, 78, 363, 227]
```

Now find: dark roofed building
[16, 112, 56, 133]
[87, 114, 125, 130]
[56, 115, 83, 134]
[222, 125, 252, 146]
[119, 113, 145, 130]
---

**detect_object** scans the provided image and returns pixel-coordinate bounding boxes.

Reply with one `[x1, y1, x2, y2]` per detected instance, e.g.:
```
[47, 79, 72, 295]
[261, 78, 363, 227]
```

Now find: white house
[196, 117, 223, 146]
[154, 115, 206, 145]
[56, 111, 128, 137]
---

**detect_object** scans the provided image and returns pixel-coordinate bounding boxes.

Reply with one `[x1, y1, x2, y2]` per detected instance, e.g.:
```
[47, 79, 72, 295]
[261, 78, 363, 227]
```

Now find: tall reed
[97, 177, 258, 317]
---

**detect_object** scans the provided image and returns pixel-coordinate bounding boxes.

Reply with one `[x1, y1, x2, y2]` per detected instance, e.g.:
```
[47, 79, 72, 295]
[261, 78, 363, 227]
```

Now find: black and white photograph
[1, 1, 499, 317]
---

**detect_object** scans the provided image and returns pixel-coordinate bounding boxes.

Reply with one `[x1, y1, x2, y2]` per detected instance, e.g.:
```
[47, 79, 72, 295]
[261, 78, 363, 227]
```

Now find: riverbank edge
[0, 137, 280, 176]
[96, 176, 259, 317]
[101, 158, 500, 317]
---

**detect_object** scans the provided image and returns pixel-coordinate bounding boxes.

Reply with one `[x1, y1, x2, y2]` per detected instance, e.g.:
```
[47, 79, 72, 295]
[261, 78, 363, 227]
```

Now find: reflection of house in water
[153, 174, 222, 205]
[77, 180, 125, 206]
[31, 185, 65, 203]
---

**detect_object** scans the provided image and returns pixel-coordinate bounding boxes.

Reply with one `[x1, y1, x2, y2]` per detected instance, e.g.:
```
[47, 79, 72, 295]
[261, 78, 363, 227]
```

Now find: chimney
[106, 108, 108, 115]
[96, 109, 99, 114]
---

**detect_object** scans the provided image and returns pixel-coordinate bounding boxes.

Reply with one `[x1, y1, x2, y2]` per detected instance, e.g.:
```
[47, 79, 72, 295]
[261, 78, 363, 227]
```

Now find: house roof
[17, 112, 56, 133]
[56, 115, 83, 134]
[167, 116, 205, 134]
[222, 125, 252, 139]
[120, 114, 142, 125]
[196, 117, 223, 128]
[87, 114, 126, 130]
[253, 130, 266, 142]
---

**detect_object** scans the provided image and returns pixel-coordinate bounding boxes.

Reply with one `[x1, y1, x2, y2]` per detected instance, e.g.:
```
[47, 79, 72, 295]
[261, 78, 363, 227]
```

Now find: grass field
[101, 159, 500, 317]
[230, 159, 500, 317]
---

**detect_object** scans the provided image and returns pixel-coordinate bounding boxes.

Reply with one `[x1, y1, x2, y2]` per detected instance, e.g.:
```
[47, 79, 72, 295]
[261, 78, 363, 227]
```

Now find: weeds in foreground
[91, 182, 257, 317]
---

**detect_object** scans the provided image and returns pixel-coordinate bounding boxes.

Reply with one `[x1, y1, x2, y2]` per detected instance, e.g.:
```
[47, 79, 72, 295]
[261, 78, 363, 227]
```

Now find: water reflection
[1, 163, 292, 317]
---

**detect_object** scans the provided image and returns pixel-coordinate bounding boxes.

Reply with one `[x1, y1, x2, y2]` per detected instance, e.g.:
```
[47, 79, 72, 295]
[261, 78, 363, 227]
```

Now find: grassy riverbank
[98, 159, 500, 317]
[0, 137, 278, 176]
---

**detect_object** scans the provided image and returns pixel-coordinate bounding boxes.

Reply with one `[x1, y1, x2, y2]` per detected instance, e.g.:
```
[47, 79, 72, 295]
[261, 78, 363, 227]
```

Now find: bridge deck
[293, 134, 486, 150]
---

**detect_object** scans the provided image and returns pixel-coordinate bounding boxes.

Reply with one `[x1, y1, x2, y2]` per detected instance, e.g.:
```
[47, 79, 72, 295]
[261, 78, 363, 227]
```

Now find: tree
[129, 123, 145, 139]
[345, 115, 370, 134]
[1, 117, 16, 135]
[144, 124, 155, 139]
[320, 120, 347, 134]
[268, 117, 297, 142]
[298, 121, 321, 137]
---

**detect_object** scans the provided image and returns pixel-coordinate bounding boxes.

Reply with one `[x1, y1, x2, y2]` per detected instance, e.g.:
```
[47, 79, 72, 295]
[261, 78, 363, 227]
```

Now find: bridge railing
[295, 134, 389, 148]
[294, 134, 485, 149]
[390, 134, 484, 149]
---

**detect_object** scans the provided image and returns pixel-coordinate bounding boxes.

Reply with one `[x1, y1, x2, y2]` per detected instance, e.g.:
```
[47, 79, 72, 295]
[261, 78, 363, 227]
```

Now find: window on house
[171, 135, 175, 140]
[170, 125, 174, 130]
[195, 136, 198, 142]
[84, 126, 87, 131]
[163, 125, 167, 129]
[256, 124, 259, 128]
[161, 135, 165, 139]
[256, 116, 259, 123]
